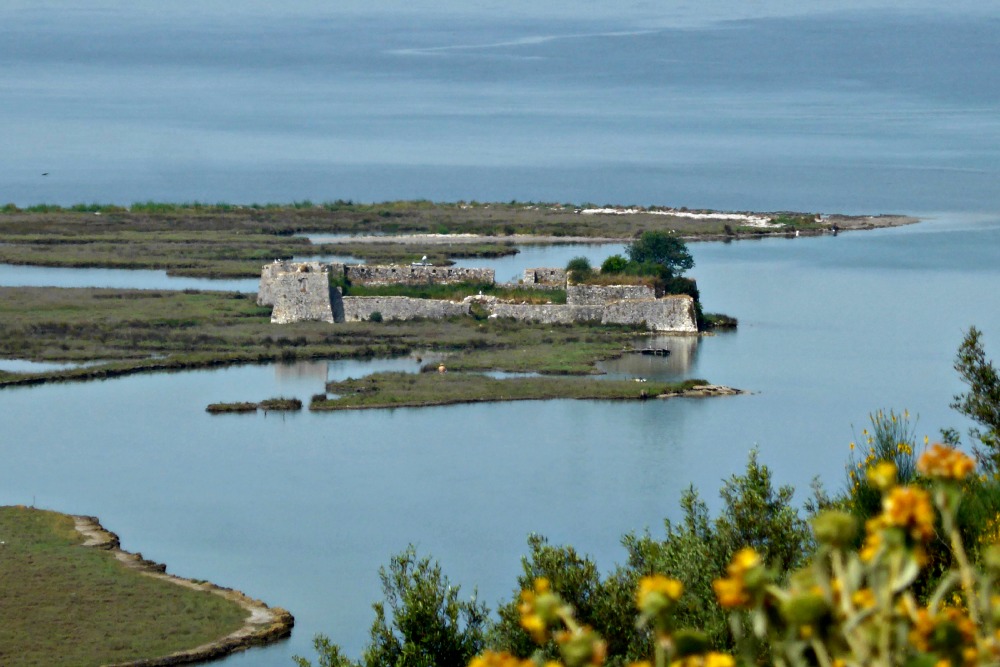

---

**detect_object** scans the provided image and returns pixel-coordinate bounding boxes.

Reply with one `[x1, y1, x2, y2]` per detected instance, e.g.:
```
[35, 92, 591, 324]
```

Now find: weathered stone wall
[260, 261, 697, 331]
[487, 303, 605, 325]
[486, 295, 697, 332]
[601, 295, 697, 332]
[269, 266, 336, 324]
[566, 284, 656, 306]
[522, 267, 566, 286]
[342, 296, 470, 322]
[258, 261, 328, 306]
[345, 265, 494, 286]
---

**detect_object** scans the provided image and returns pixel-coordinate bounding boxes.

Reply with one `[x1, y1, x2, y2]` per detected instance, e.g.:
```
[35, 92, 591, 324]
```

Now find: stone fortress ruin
[258, 260, 698, 333]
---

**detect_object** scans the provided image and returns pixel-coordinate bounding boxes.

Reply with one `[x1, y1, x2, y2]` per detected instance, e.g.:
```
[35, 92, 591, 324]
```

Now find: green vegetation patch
[313, 371, 708, 410]
[206, 401, 259, 413]
[330, 242, 518, 267]
[342, 281, 566, 305]
[206, 397, 303, 413]
[258, 397, 304, 411]
[0, 506, 248, 667]
[702, 313, 738, 330]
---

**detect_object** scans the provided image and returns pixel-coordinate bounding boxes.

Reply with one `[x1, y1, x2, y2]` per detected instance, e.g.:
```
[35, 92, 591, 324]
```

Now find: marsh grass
[344, 282, 567, 305]
[207, 397, 303, 413]
[258, 397, 303, 411]
[330, 242, 518, 267]
[0, 288, 653, 387]
[206, 401, 259, 413]
[0, 506, 248, 667]
[0, 203, 894, 279]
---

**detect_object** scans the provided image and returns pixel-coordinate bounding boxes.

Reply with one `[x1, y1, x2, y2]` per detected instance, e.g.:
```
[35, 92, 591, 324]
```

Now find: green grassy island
[312, 373, 735, 411]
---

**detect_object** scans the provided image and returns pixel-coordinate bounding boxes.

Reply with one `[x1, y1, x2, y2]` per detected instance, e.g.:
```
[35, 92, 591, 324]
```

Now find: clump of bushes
[206, 396, 302, 413]
[477, 443, 1000, 667]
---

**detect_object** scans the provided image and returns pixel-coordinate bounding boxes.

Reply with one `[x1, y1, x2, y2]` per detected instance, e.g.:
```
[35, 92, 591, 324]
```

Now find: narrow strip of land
[0, 506, 292, 667]
[72, 514, 293, 667]
[0, 202, 918, 278]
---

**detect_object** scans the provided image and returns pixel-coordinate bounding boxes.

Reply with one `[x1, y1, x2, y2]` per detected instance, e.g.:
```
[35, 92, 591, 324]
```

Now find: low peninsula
[0, 505, 292, 667]
[0, 200, 917, 278]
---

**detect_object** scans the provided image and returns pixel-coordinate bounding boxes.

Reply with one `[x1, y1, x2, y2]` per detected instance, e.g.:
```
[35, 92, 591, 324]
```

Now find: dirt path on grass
[73, 515, 293, 667]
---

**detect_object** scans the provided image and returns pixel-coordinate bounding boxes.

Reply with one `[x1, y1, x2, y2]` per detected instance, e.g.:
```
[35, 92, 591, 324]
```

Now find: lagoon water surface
[4, 3, 1000, 214]
[2, 216, 999, 665]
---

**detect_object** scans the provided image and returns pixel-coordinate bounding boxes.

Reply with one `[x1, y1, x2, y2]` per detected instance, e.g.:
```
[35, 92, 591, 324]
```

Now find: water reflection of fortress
[599, 335, 700, 380]
[273, 359, 330, 384]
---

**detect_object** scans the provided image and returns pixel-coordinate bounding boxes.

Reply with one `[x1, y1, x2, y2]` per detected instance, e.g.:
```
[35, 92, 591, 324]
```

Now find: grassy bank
[0, 506, 249, 667]
[0, 287, 662, 388]
[313, 373, 712, 410]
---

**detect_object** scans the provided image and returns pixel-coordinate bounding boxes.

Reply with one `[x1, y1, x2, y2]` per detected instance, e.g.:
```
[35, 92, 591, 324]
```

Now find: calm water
[0, 263, 259, 291]
[3, 1, 1000, 664]
[3, 3, 999, 213]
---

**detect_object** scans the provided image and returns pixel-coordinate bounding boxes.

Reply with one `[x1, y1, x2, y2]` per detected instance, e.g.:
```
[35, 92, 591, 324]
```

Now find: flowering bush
[470, 444, 1000, 667]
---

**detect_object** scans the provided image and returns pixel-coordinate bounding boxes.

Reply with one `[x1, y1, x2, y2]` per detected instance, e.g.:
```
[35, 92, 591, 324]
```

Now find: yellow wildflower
[860, 517, 885, 562]
[852, 587, 876, 610]
[917, 443, 975, 480]
[520, 613, 546, 644]
[519, 578, 558, 644]
[669, 654, 735, 667]
[909, 607, 975, 654]
[636, 574, 683, 610]
[868, 461, 897, 491]
[712, 548, 762, 609]
[727, 548, 761, 578]
[469, 651, 535, 667]
[712, 576, 750, 609]
[883, 486, 936, 542]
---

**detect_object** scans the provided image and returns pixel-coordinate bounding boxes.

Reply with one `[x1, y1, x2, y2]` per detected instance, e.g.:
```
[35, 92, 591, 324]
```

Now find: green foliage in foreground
[295, 547, 489, 667]
[0, 506, 248, 667]
[951, 327, 1000, 472]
